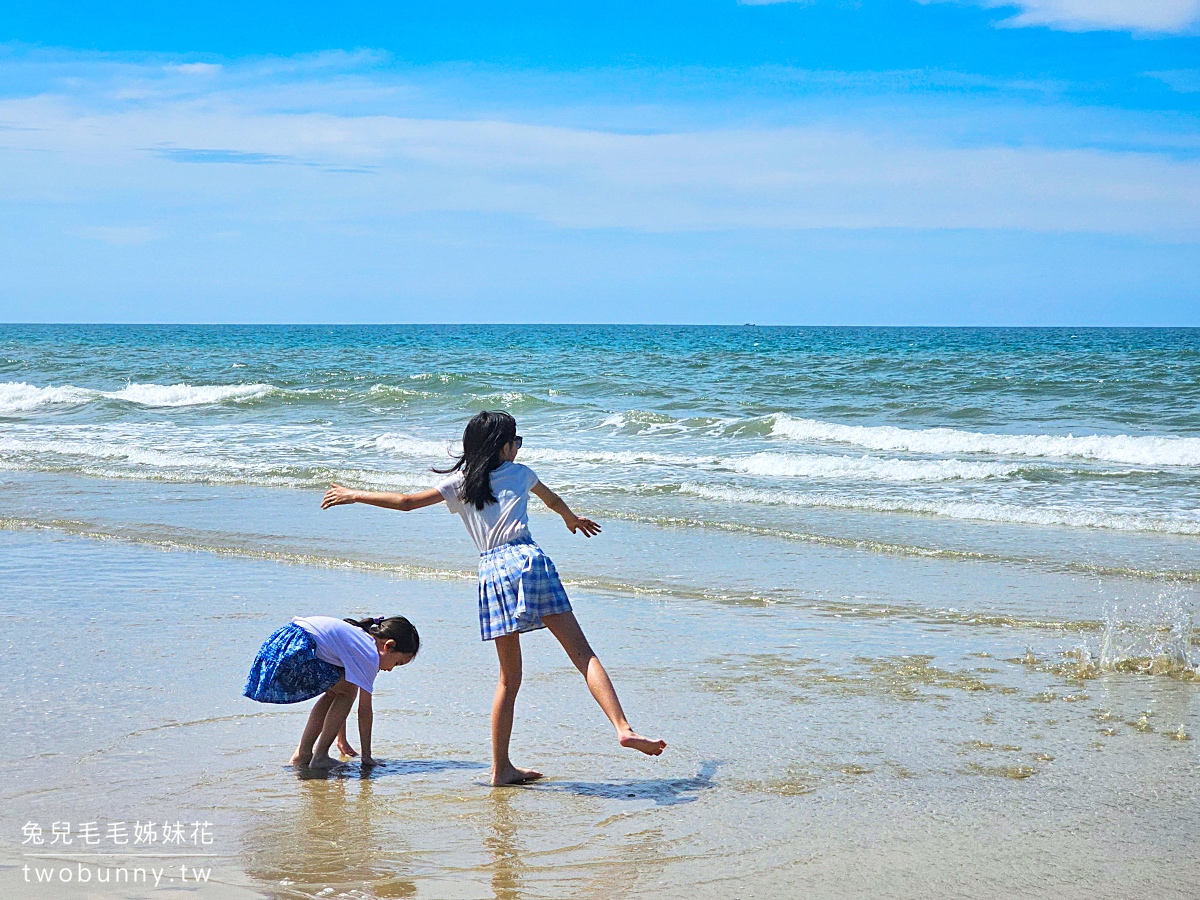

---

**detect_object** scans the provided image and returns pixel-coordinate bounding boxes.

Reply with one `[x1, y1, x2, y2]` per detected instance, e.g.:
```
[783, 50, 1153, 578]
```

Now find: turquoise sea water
[2, 326, 1198, 898]
[4, 326, 1200, 512]
[4, 325, 1200, 575]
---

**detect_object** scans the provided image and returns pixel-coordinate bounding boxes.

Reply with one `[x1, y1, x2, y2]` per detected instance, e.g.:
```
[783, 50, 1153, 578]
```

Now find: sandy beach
[3, 474, 1198, 899]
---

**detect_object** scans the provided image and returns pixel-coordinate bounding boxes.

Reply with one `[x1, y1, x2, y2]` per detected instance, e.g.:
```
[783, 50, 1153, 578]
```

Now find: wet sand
[2, 521, 1198, 899]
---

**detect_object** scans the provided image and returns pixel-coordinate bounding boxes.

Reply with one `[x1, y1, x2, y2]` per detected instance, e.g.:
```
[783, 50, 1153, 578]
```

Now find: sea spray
[1063, 589, 1199, 679]
[1096, 589, 1198, 677]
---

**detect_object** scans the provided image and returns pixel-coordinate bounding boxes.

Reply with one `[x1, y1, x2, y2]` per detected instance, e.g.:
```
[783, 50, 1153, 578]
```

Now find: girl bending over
[244, 615, 419, 769]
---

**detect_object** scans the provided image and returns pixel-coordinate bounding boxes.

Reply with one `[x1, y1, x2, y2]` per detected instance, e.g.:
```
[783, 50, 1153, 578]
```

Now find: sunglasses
[514, 435, 523, 449]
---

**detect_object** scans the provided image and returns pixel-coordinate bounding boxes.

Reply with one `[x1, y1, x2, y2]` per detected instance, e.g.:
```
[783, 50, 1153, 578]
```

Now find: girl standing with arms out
[243, 615, 419, 769]
[322, 411, 665, 785]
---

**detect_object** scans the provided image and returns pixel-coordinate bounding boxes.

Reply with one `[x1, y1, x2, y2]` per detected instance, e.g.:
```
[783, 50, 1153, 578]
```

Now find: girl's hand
[568, 515, 602, 537]
[322, 483, 358, 509]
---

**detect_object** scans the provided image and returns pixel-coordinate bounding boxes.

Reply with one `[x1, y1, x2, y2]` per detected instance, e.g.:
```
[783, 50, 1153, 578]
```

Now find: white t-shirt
[292, 616, 380, 694]
[435, 461, 540, 552]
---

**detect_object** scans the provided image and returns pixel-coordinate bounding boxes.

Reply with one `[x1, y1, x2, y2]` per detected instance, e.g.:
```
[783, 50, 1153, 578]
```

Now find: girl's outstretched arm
[357, 690, 376, 767]
[322, 485, 444, 512]
[531, 481, 601, 537]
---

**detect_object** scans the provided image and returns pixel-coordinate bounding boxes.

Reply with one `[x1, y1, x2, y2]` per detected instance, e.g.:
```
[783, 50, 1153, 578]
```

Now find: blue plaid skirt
[243, 623, 346, 704]
[477, 537, 572, 641]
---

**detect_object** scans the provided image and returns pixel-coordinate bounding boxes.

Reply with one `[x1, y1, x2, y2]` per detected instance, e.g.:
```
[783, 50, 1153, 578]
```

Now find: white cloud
[167, 63, 222, 76]
[69, 225, 161, 245]
[928, 0, 1200, 33]
[995, 0, 1200, 32]
[0, 54, 1196, 242]
[1, 94, 1196, 237]
[760, 0, 1200, 31]
[1147, 69, 1200, 92]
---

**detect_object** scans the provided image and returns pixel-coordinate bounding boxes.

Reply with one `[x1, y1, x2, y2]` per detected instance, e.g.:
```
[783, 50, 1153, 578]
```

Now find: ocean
[2, 325, 1197, 899]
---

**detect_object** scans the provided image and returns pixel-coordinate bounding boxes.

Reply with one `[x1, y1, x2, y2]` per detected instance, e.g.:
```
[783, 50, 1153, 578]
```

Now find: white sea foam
[679, 482, 1200, 535]
[0, 434, 244, 472]
[0, 380, 276, 412]
[770, 414, 1200, 468]
[105, 383, 276, 407]
[600, 411, 735, 436]
[373, 435, 1013, 481]
[526, 448, 715, 467]
[0, 382, 98, 413]
[373, 434, 461, 459]
[728, 452, 1020, 482]
[373, 433, 712, 468]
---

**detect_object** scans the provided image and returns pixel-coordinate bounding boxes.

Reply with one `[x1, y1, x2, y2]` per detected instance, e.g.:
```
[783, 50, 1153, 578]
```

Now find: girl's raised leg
[491, 633, 544, 786]
[542, 611, 666, 756]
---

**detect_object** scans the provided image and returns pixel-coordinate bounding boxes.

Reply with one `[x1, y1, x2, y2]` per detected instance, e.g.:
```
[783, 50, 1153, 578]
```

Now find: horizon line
[2, 322, 1199, 330]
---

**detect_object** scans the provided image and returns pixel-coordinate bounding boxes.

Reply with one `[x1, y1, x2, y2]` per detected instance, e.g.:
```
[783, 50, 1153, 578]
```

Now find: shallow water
[1, 326, 1199, 898]
[2, 522, 1199, 899]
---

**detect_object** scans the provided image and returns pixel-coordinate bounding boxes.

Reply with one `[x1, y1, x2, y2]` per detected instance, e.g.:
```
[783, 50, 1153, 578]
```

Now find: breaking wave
[0, 381, 277, 413]
[726, 452, 1020, 482]
[770, 414, 1200, 468]
[679, 482, 1200, 535]
[373, 433, 1025, 481]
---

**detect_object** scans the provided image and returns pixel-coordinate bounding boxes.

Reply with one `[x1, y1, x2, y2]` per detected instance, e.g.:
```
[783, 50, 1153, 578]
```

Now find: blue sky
[1, 1, 1198, 324]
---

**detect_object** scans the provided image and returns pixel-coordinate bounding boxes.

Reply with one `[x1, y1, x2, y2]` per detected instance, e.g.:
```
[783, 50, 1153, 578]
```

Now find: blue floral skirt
[243, 623, 345, 704]
[477, 537, 573, 641]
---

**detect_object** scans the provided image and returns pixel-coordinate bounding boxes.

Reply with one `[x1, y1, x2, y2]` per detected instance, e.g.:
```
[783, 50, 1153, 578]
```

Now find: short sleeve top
[292, 616, 380, 693]
[435, 461, 540, 552]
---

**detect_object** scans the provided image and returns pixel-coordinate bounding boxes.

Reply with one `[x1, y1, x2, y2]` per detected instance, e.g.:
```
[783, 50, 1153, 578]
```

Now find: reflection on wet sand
[486, 790, 525, 900]
[295, 758, 488, 781]
[483, 778, 685, 900]
[245, 768, 421, 899]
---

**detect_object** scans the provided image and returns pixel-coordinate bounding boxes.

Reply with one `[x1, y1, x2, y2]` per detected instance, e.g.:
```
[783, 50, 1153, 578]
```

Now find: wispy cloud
[69, 225, 161, 245]
[2, 90, 1195, 236]
[152, 147, 293, 165]
[1147, 69, 1200, 93]
[0, 48, 1197, 322]
[917, 0, 1200, 34]
[148, 145, 373, 172]
[995, 0, 1200, 33]
[166, 63, 222, 76]
[0, 51, 1196, 242]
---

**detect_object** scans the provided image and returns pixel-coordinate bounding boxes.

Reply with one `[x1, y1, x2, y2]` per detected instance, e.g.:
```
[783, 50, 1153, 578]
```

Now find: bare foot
[308, 753, 340, 770]
[491, 764, 544, 786]
[619, 731, 667, 756]
[290, 749, 312, 767]
[336, 735, 359, 758]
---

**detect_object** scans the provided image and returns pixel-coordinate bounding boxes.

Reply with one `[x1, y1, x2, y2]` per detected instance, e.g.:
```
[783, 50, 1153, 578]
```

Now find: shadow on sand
[295, 758, 488, 781]
[529, 761, 719, 806]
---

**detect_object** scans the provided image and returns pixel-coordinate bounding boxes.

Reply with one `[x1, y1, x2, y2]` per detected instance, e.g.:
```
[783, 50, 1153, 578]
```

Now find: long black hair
[344, 616, 420, 655]
[433, 410, 517, 510]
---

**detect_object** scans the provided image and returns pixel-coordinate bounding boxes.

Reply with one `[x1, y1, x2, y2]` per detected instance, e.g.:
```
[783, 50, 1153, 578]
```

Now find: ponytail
[345, 616, 420, 656]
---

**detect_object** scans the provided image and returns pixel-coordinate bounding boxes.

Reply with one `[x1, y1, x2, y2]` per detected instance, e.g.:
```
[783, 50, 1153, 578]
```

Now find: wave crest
[729, 452, 1020, 482]
[770, 414, 1200, 468]
[679, 482, 1200, 535]
[0, 382, 97, 414]
[108, 383, 276, 407]
[0, 381, 277, 412]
